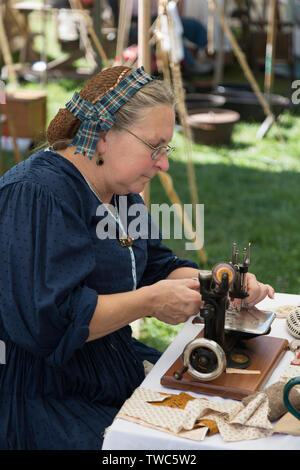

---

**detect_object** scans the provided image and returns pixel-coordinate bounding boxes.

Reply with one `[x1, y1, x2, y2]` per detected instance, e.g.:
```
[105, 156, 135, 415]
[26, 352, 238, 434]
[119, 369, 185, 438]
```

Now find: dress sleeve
[139, 210, 199, 286]
[0, 181, 98, 366]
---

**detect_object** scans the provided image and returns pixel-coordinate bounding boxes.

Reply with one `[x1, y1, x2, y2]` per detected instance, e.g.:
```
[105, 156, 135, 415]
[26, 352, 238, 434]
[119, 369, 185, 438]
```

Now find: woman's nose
[155, 151, 169, 172]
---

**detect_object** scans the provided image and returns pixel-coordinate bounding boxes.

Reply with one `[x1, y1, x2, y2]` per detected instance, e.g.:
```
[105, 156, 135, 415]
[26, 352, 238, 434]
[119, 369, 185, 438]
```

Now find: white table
[102, 293, 300, 450]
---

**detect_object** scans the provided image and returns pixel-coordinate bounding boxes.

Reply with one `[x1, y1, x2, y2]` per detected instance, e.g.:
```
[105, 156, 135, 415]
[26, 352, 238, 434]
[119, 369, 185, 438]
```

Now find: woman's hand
[147, 278, 202, 325]
[244, 272, 274, 306]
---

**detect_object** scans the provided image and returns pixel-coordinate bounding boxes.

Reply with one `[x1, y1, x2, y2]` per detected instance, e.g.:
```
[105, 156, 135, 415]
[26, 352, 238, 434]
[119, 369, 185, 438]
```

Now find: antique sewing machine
[161, 243, 288, 399]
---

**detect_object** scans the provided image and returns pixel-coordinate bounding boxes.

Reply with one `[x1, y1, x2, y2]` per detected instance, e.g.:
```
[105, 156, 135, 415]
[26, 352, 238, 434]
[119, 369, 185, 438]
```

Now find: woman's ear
[96, 130, 107, 155]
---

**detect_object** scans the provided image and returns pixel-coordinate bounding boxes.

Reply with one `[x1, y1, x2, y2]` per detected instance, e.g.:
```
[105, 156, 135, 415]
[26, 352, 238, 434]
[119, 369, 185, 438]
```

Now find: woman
[0, 66, 273, 450]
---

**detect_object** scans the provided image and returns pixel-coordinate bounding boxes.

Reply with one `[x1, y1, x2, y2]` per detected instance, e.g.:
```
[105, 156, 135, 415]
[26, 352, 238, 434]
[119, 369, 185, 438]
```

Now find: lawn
[1, 11, 300, 351]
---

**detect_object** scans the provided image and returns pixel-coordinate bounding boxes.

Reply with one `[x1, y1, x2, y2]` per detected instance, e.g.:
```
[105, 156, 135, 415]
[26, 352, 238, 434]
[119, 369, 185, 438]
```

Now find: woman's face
[98, 104, 175, 195]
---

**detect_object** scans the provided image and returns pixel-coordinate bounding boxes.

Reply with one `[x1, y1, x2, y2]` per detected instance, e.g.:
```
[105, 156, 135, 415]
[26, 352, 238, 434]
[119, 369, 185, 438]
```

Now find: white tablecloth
[102, 293, 300, 450]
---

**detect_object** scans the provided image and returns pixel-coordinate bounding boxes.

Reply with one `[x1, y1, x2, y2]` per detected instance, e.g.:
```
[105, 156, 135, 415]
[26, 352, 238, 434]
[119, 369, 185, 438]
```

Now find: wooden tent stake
[69, 0, 109, 69]
[6, 112, 23, 164]
[257, 0, 278, 139]
[213, 0, 227, 89]
[264, 0, 277, 98]
[211, 0, 285, 143]
[138, 0, 151, 74]
[167, 61, 207, 264]
[134, 0, 207, 264]
[138, 0, 152, 208]
[153, 1, 207, 264]
[155, 1, 171, 87]
[165, 8, 201, 218]
[207, 0, 215, 55]
[115, 0, 133, 64]
[0, 3, 18, 85]
[158, 171, 205, 254]
[169, 61, 198, 209]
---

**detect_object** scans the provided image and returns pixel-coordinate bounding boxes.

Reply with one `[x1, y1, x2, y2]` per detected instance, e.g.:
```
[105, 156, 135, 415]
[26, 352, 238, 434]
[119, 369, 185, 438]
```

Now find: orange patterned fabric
[149, 392, 219, 435]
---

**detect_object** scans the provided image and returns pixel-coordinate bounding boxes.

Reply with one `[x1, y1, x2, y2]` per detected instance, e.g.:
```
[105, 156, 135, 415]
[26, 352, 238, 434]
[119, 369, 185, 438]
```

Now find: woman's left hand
[244, 272, 274, 306]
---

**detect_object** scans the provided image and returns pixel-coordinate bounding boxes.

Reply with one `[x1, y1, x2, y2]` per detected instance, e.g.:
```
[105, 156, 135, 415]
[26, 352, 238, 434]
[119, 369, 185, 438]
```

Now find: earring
[96, 157, 104, 166]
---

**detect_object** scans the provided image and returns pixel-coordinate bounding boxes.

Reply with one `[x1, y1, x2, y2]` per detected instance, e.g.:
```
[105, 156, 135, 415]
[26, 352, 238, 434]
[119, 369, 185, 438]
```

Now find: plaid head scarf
[65, 67, 153, 159]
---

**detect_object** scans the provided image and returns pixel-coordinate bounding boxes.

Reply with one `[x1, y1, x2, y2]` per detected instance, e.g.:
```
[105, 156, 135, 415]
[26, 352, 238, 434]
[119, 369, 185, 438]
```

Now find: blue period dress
[0, 149, 198, 450]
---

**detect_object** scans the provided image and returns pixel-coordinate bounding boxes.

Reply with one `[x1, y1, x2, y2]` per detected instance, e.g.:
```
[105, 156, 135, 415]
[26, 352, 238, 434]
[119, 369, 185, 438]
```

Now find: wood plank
[161, 333, 288, 400]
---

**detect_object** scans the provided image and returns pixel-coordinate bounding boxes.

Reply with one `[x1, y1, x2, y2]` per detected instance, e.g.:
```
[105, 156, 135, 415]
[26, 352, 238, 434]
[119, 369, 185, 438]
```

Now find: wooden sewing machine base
[161, 332, 288, 400]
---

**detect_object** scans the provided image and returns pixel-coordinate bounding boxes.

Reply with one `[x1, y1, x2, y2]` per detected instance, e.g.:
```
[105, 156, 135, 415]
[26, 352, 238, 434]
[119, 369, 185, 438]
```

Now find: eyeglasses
[122, 128, 175, 160]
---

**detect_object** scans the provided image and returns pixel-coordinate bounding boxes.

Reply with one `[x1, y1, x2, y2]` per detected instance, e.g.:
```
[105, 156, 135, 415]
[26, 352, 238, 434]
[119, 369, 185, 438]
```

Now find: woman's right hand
[147, 278, 202, 325]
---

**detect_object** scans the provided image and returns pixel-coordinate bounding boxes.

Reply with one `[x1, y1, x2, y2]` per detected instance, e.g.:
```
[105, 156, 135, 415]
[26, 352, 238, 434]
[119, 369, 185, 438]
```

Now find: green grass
[1, 15, 300, 351]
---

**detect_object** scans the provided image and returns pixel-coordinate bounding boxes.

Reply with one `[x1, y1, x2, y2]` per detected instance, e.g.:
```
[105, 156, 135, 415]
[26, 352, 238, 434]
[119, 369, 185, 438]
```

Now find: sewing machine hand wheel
[182, 338, 226, 381]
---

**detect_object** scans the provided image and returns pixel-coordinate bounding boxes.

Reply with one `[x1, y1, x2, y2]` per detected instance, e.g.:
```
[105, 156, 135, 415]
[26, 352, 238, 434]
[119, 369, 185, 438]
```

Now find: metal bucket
[186, 108, 240, 146]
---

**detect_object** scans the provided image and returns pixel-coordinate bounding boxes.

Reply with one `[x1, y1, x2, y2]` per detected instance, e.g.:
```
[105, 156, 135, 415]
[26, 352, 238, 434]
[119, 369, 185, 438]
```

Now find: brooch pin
[119, 236, 134, 247]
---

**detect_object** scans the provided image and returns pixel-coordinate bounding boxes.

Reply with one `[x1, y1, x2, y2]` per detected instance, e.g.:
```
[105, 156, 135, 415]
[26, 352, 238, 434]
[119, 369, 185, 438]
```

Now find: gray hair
[113, 79, 175, 131]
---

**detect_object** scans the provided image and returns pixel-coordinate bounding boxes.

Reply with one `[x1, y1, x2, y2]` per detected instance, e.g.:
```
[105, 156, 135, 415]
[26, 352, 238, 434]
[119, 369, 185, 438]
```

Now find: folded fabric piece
[118, 388, 209, 435]
[212, 393, 273, 442]
[116, 387, 273, 443]
[281, 365, 300, 382]
[273, 412, 300, 436]
[117, 414, 209, 442]
[149, 391, 218, 435]
[289, 339, 300, 352]
[242, 381, 300, 422]
[117, 389, 209, 441]
[274, 305, 298, 319]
